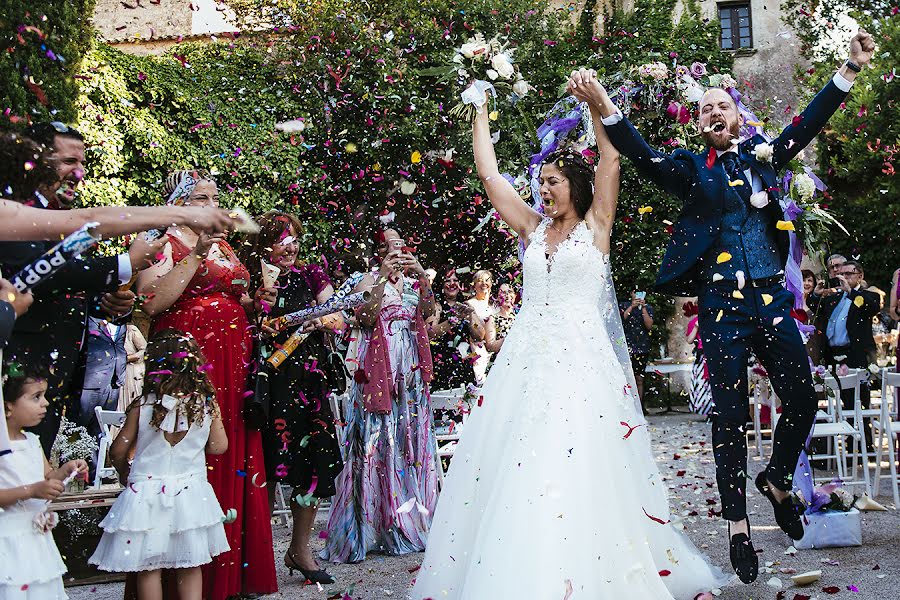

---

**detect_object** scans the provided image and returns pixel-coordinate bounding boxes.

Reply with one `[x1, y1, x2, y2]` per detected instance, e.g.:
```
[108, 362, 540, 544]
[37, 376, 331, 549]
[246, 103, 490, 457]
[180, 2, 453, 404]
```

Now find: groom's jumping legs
[700, 284, 818, 520]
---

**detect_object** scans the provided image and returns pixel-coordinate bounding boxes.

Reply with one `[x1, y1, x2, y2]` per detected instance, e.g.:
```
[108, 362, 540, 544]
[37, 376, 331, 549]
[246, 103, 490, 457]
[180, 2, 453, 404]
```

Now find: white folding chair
[808, 373, 872, 496]
[874, 369, 900, 506]
[93, 407, 126, 489]
[748, 374, 778, 458]
[430, 386, 469, 488]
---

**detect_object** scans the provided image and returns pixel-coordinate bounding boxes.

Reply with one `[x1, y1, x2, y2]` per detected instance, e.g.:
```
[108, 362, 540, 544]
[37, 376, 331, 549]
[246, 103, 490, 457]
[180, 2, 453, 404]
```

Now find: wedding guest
[467, 269, 497, 385]
[809, 259, 880, 451]
[121, 324, 147, 408]
[685, 302, 714, 417]
[89, 330, 230, 598]
[134, 170, 277, 599]
[429, 268, 485, 390]
[239, 211, 344, 584]
[1, 363, 88, 600]
[802, 269, 824, 365]
[484, 283, 518, 358]
[320, 226, 438, 563]
[620, 290, 654, 407]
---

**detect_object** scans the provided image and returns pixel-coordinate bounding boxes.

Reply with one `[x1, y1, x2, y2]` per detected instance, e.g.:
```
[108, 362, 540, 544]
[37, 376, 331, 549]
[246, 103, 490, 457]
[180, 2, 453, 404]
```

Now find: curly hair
[237, 210, 305, 286]
[543, 149, 595, 219]
[0, 131, 58, 201]
[141, 329, 218, 430]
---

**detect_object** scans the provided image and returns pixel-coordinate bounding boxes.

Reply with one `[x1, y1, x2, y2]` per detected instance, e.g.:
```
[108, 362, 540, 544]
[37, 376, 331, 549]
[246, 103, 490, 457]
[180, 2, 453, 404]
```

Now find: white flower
[750, 191, 770, 208]
[486, 69, 499, 81]
[512, 79, 530, 97]
[275, 119, 306, 134]
[679, 74, 705, 103]
[753, 142, 774, 163]
[491, 53, 515, 79]
[639, 62, 669, 81]
[833, 487, 854, 509]
[452, 53, 463, 64]
[793, 173, 816, 200]
[399, 180, 417, 195]
[720, 74, 738, 89]
[460, 41, 489, 59]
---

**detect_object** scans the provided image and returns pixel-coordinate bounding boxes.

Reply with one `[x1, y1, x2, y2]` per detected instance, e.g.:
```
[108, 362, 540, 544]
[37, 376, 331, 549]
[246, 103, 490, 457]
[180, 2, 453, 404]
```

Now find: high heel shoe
[727, 519, 758, 584]
[285, 550, 336, 585]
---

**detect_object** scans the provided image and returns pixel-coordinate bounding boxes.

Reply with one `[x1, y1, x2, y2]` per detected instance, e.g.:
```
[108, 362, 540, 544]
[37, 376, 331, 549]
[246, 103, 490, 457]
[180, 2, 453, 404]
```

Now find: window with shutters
[718, 3, 753, 51]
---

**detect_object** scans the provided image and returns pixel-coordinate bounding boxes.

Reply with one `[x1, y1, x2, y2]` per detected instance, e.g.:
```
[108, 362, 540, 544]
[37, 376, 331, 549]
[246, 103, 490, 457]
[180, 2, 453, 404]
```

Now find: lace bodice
[521, 218, 610, 313]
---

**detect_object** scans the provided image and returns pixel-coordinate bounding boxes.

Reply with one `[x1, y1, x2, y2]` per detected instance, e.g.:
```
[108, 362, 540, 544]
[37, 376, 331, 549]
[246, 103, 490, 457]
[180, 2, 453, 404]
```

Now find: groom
[577, 30, 875, 583]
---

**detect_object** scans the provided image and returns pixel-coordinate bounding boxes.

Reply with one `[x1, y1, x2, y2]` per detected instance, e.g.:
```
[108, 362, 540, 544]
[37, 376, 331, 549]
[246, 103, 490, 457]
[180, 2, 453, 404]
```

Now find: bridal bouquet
[778, 169, 848, 262]
[419, 33, 531, 123]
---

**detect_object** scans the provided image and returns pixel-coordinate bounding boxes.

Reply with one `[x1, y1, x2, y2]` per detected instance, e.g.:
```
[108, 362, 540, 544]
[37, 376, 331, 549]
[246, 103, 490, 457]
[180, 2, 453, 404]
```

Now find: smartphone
[635, 291, 647, 301]
[389, 239, 404, 251]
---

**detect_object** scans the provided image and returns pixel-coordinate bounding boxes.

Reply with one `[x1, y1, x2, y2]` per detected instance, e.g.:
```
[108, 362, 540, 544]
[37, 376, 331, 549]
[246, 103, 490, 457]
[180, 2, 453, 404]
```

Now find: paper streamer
[9, 223, 99, 293]
[264, 291, 370, 331]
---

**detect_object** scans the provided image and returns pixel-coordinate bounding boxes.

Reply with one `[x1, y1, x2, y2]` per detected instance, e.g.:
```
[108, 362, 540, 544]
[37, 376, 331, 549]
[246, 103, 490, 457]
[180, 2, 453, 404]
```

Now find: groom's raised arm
[771, 29, 875, 171]
[602, 114, 693, 199]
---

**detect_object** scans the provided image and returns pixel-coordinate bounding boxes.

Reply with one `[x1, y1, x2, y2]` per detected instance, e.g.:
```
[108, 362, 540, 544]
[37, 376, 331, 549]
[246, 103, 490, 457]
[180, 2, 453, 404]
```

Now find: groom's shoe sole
[728, 532, 759, 584]
[755, 471, 804, 540]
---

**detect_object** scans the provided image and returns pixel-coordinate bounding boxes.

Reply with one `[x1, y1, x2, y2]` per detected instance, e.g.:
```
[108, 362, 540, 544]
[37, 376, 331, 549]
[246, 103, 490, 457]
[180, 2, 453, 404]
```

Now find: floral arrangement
[799, 480, 858, 514]
[50, 417, 97, 493]
[779, 170, 849, 263]
[419, 33, 531, 123]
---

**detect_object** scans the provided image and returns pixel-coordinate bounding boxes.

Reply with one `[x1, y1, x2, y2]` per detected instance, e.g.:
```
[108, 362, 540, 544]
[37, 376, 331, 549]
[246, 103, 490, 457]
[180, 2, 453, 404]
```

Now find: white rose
[399, 180, 417, 195]
[459, 42, 488, 59]
[793, 173, 816, 200]
[749, 191, 770, 208]
[486, 69, 499, 81]
[720, 74, 738, 89]
[753, 142, 774, 163]
[491, 53, 515, 79]
[512, 79, 530, 97]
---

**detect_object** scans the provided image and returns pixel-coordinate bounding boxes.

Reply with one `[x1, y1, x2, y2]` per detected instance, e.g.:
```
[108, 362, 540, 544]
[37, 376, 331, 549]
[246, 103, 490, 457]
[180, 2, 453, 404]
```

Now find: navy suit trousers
[698, 283, 817, 521]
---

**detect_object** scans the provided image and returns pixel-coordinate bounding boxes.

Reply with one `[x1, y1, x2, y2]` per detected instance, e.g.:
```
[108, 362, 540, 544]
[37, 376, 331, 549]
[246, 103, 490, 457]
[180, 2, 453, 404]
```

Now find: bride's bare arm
[567, 70, 621, 252]
[473, 106, 541, 239]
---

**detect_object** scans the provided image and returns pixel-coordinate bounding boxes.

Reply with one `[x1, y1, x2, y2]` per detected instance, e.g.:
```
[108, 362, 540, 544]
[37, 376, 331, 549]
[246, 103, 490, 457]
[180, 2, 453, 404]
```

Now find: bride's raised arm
[473, 102, 542, 240]
[567, 69, 621, 253]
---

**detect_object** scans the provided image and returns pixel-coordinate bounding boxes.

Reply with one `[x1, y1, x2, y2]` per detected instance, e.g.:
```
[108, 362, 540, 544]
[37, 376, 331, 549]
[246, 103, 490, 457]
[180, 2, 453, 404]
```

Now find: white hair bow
[158, 394, 190, 433]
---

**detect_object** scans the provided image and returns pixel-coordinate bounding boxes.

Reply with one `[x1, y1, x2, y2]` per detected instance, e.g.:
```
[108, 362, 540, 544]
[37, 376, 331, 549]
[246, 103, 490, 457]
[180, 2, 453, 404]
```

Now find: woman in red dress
[135, 170, 277, 599]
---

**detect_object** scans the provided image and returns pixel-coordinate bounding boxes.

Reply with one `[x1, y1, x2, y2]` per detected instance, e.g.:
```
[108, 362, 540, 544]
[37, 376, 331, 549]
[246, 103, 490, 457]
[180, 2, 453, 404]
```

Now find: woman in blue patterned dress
[320, 226, 438, 563]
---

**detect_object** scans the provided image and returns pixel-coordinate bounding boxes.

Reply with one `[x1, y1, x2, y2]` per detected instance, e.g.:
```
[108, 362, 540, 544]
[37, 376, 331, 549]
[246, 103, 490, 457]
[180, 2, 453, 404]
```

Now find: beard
[701, 119, 741, 151]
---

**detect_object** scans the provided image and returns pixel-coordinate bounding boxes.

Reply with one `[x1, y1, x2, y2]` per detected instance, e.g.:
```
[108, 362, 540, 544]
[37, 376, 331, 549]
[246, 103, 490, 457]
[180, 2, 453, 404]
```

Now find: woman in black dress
[241, 211, 344, 585]
[428, 268, 485, 390]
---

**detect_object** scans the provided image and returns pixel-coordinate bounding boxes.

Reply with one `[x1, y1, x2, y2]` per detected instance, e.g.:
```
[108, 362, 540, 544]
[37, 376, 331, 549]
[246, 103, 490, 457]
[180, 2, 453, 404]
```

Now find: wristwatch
[845, 60, 862, 73]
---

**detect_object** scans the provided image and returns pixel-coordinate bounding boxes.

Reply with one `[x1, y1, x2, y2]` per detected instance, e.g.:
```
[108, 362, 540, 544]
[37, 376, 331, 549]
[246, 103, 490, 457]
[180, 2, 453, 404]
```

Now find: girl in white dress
[1, 365, 88, 600]
[89, 329, 230, 599]
[412, 71, 731, 599]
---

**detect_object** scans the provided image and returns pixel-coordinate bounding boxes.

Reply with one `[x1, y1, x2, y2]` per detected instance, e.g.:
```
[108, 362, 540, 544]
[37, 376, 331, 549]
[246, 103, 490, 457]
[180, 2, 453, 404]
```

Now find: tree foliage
[0, 0, 97, 123]
[782, 1, 899, 287]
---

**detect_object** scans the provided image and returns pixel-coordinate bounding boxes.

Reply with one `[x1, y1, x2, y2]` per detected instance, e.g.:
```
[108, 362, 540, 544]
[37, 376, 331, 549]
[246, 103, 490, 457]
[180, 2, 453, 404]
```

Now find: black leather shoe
[755, 471, 804, 540]
[285, 551, 336, 585]
[728, 522, 759, 584]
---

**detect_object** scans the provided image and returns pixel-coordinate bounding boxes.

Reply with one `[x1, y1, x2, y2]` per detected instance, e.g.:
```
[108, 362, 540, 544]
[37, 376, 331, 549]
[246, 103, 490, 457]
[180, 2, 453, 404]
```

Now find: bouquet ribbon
[460, 80, 495, 113]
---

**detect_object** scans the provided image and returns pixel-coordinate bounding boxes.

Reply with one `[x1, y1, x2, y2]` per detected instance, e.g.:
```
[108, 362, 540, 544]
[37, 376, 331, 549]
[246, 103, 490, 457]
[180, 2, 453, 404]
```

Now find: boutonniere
[750, 190, 770, 208]
[753, 142, 774, 163]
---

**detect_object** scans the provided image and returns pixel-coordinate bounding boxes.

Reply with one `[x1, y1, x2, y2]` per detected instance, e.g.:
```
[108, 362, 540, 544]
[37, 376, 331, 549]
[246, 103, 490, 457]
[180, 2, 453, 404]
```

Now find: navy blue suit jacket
[604, 79, 849, 297]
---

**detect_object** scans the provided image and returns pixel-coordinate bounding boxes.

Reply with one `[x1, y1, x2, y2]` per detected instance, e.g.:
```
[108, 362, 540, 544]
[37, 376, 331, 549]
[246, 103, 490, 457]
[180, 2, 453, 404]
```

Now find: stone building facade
[92, 0, 235, 55]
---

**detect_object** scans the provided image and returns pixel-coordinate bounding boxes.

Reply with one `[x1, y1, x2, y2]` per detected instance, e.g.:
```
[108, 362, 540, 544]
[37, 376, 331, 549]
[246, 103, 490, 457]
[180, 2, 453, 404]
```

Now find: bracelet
[845, 60, 862, 73]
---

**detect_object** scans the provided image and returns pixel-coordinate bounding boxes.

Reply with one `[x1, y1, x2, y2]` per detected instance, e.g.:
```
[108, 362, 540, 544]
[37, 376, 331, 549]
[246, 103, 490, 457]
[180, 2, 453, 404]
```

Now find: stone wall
[92, 0, 235, 54]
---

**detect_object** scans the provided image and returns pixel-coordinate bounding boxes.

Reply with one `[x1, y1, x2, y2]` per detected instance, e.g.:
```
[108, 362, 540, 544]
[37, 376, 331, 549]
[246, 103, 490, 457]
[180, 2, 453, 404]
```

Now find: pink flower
[690, 62, 707, 78]
[666, 102, 691, 124]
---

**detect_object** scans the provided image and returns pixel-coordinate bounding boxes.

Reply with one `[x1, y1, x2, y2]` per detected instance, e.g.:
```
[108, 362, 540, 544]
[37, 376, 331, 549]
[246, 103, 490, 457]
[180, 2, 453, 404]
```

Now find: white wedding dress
[412, 219, 730, 599]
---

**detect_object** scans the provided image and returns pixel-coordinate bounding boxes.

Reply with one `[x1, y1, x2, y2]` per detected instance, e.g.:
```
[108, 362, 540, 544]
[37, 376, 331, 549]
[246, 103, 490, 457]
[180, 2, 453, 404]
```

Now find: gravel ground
[68, 412, 899, 599]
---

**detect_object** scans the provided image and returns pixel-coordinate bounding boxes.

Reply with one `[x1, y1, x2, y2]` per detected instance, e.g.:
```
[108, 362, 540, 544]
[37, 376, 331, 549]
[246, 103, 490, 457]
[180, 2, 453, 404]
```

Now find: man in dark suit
[809, 259, 880, 449]
[582, 29, 875, 583]
[1, 123, 138, 454]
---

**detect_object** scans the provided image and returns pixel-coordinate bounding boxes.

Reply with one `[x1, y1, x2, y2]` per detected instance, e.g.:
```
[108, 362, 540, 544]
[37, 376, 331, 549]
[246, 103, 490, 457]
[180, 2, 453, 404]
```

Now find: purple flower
[783, 200, 804, 221]
[690, 62, 707, 78]
[675, 65, 689, 78]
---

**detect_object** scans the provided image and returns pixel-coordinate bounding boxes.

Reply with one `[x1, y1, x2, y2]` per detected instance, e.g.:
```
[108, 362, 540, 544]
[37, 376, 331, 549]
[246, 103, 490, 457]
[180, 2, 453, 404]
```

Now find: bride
[411, 70, 731, 599]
